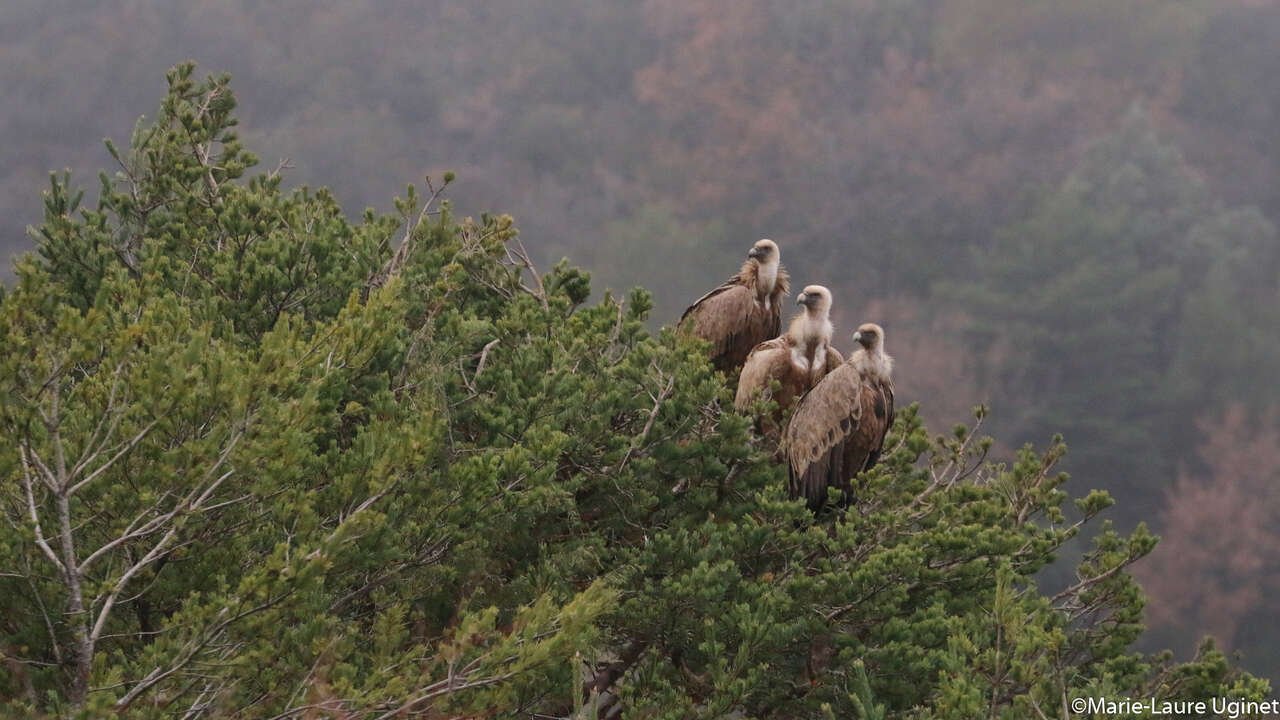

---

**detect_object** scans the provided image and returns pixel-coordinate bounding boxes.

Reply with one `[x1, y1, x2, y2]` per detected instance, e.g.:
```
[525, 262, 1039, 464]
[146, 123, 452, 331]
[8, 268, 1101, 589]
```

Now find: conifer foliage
[0, 64, 1267, 718]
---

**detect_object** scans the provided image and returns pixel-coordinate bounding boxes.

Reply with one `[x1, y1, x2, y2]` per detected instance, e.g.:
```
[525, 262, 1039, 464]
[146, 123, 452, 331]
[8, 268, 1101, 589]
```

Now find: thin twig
[370, 176, 451, 290]
[504, 234, 549, 310]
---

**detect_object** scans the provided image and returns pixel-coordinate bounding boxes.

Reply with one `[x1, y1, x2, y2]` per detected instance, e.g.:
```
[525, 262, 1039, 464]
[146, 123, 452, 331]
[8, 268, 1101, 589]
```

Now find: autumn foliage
[1138, 405, 1280, 662]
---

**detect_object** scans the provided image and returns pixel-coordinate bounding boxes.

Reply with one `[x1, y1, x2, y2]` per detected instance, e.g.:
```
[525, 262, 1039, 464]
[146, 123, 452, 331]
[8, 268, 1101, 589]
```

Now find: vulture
[679, 239, 789, 376]
[782, 323, 895, 511]
[734, 285, 844, 439]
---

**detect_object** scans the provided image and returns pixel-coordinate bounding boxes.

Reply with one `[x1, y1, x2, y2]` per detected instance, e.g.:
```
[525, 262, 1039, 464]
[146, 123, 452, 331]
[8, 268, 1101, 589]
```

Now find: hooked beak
[748, 247, 764, 260]
[852, 331, 863, 345]
[795, 292, 808, 306]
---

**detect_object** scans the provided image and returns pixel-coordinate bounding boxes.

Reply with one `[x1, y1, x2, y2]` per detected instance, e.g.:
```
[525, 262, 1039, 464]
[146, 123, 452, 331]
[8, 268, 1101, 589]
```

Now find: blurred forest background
[2, 0, 1278, 680]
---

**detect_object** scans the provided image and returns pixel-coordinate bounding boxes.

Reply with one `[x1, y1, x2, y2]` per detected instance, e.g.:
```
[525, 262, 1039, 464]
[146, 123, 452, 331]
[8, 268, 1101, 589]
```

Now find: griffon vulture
[782, 323, 895, 511]
[679, 239, 789, 375]
[734, 285, 843, 437]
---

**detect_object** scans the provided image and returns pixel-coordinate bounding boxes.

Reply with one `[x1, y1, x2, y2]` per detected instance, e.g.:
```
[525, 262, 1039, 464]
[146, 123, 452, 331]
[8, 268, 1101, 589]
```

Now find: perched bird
[679, 239, 789, 376]
[734, 285, 843, 439]
[782, 323, 895, 511]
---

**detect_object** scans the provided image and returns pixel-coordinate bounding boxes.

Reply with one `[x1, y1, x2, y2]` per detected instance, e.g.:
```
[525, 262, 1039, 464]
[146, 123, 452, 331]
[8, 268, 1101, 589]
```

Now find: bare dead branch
[615, 370, 675, 475]
[75, 491, 176, 574]
[267, 158, 293, 181]
[19, 446, 65, 575]
[88, 469, 234, 648]
[79, 429, 242, 575]
[69, 360, 128, 480]
[1050, 557, 1134, 607]
[190, 86, 225, 211]
[22, 442, 60, 494]
[111, 471, 395, 710]
[372, 671, 521, 720]
[504, 234, 549, 310]
[370, 176, 451, 290]
[474, 338, 500, 380]
[67, 416, 162, 497]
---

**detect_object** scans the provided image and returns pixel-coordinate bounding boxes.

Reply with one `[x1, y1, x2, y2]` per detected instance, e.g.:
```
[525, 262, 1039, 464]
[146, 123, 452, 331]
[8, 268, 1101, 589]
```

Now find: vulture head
[852, 323, 885, 351]
[747, 238, 779, 263]
[747, 238, 782, 296]
[851, 323, 892, 380]
[795, 285, 832, 314]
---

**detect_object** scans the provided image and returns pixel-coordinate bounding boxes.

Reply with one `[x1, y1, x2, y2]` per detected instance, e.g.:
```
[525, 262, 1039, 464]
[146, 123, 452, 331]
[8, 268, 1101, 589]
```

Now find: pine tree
[0, 63, 1268, 719]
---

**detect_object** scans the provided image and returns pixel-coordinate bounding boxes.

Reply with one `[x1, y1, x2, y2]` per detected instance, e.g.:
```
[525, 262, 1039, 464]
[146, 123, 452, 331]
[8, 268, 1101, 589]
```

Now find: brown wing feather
[734, 338, 791, 410]
[725, 300, 781, 374]
[859, 378, 895, 472]
[679, 281, 756, 368]
[782, 363, 863, 509]
[824, 345, 844, 375]
[836, 383, 881, 477]
[680, 274, 745, 326]
[680, 268, 783, 374]
[832, 378, 895, 502]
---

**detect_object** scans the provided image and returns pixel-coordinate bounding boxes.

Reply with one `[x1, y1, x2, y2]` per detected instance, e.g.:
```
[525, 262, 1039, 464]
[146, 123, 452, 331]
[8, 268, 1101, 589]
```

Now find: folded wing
[783, 364, 893, 510]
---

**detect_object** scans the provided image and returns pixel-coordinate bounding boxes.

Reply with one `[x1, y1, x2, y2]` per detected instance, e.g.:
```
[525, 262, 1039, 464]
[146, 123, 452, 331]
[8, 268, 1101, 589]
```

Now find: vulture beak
[748, 247, 764, 260]
[796, 292, 808, 306]
[852, 331, 863, 345]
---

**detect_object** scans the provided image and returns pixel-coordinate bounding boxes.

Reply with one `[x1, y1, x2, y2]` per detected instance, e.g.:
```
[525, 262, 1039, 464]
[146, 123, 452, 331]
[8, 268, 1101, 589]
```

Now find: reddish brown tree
[1137, 405, 1280, 656]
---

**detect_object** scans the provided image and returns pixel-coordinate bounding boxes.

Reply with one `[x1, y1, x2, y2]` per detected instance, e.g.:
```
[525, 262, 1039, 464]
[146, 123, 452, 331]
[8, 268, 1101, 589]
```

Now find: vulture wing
[783, 363, 863, 509]
[680, 278, 777, 373]
[837, 377, 894, 487]
[735, 338, 792, 411]
[823, 345, 844, 375]
[783, 365, 894, 510]
[858, 377, 895, 472]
